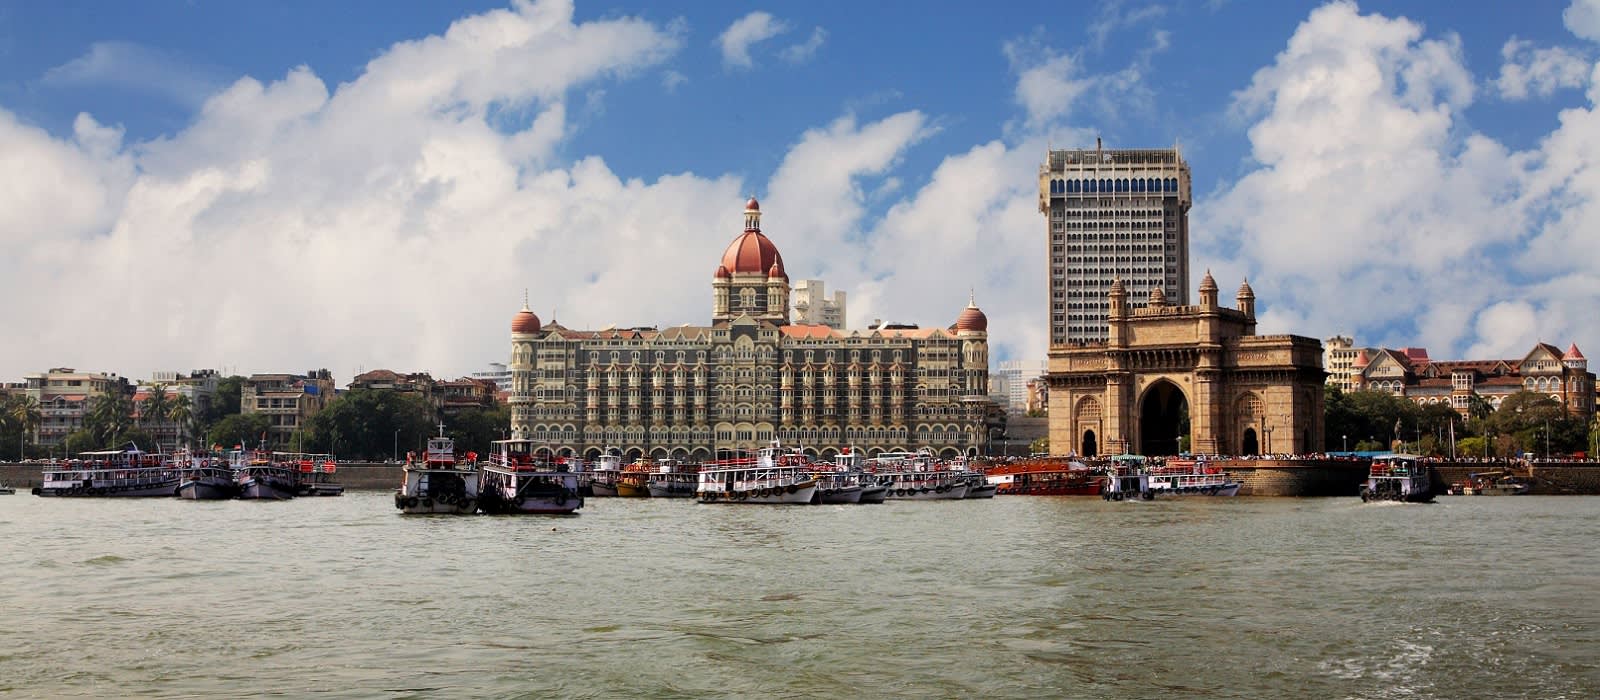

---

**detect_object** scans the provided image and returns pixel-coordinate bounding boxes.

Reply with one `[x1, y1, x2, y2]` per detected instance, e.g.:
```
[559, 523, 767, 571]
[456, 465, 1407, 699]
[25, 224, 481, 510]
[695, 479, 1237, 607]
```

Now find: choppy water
[2, 494, 1598, 699]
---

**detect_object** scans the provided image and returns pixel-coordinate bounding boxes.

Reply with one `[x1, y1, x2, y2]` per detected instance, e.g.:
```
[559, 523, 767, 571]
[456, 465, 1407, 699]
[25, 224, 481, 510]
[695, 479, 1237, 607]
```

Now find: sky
[2, 0, 1599, 384]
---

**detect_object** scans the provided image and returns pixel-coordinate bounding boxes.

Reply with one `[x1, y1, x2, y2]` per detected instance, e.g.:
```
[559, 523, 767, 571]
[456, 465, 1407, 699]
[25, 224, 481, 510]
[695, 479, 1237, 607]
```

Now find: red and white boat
[34, 445, 181, 498]
[871, 449, 968, 500]
[395, 431, 480, 514]
[1147, 457, 1241, 497]
[986, 457, 1105, 496]
[478, 439, 584, 515]
[696, 441, 817, 504]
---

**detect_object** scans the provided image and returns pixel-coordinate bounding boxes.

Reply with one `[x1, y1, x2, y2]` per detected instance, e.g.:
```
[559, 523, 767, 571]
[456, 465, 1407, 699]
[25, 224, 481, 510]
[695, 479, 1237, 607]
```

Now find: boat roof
[1373, 453, 1423, 460]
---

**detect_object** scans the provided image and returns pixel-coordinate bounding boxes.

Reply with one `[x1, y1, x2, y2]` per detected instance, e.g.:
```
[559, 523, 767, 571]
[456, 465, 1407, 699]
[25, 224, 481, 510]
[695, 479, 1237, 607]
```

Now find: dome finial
[522, 288, 530, 311]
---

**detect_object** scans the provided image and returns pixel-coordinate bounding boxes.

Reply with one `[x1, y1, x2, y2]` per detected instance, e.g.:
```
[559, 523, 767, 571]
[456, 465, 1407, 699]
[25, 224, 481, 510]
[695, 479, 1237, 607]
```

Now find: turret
[1236, 278, 1256, 318]
[1108, 277, 1128, 319]
[1199, 269, 1218, 309]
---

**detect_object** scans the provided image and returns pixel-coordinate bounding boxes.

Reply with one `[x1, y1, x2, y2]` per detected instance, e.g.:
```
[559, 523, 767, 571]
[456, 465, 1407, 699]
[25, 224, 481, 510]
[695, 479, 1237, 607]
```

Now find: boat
[810, 458, 866, 504]
[1465, 470, 1533, 496]
[0, 481, 16, 495]
[1359, 453, 1435, 503]
[586, 449, 623, 497]
[1145, 457, 1241, 497]
[646, 458, 700, 498]
[232, 446, 297, 500]
[395, 431, 480, 514]
[986, 457, 1104, 495]
[175, 449, 239, 500]
[616, 459, 653, 497]
[949, 457, 996, 499]
[32, 445, 182, 497]
[1101, 454, 1155, 501]
[477, 439, 584, 515]
[290, 453, 344, 497]
[696, 441, 817, 504]
[872, 449, 969, 500]
[834, 450, 885, 503]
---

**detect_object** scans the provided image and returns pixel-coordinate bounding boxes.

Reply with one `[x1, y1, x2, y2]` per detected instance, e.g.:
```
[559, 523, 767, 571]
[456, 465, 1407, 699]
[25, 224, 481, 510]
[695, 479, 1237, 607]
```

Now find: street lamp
[1544, 418, 1550, 461]
[393, 428, 401, 463]
[1342, 434, 1348, 453]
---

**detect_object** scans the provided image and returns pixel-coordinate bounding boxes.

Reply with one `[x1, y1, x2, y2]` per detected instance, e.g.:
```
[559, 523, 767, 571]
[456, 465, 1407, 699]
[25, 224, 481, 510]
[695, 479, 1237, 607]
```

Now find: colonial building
[23, 368, 134, 447]
[242, 370, 335, 447]
[348, 370, 498, 416]
[509, 198, 991, 461]
[1349, 343, 1594, 419]
[1047, 273, 1326, 457]
[133, 370, 221, 452]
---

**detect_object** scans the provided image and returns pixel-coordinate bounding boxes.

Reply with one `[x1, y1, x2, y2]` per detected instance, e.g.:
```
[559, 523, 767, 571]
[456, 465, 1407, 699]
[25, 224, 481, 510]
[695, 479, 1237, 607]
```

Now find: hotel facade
[508, 198, 992, 461]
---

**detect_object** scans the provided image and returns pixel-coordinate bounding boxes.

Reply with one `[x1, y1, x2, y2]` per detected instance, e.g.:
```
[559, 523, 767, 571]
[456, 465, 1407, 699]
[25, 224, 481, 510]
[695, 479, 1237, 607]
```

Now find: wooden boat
[1360, 454, 1434, 503]
[986, 457, 1104, 495]
[616, 460, 652, 497]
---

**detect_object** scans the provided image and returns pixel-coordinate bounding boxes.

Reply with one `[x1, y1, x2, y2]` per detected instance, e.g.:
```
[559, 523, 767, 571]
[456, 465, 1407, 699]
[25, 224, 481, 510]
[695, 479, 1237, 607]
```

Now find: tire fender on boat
[787, 484, 799, 495]
[405, 496, 419, 508]
[461, 498, 477, 511]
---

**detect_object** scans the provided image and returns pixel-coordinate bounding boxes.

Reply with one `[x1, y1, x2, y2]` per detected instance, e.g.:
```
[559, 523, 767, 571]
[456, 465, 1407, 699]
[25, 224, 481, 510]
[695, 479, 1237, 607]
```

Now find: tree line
[1325, 387, 1600, 458]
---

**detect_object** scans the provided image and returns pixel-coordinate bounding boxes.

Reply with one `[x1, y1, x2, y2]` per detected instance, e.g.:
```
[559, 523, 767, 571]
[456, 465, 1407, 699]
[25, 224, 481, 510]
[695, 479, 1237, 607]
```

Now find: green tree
[207, 413, 272, 451]
[87, 393, 134, 444]
[445, 404, 511, 458]
[197, 375, 246, 433]
[305, 389, 437, 460]
[1458, 436, 1488, 458]
[141, 384, 170, 431]
[166, 394, 194, 449]
[1029, 436, 1048, 455]
[2, 395, 42, 460]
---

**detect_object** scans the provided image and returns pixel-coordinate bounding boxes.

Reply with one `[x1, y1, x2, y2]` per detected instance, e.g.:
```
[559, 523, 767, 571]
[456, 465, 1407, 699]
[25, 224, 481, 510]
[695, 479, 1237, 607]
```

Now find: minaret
[1199, 269, 1218, 309]
[1236, 278, 1256, 318]
[1107, 277, 1128, 346]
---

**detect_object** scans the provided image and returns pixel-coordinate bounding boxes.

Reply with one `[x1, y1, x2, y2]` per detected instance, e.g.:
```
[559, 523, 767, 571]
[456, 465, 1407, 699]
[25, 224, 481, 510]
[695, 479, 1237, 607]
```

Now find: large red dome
[512, 307, 541, 334]
[720, 231, 785, 275]
[956, 303, 988, 333]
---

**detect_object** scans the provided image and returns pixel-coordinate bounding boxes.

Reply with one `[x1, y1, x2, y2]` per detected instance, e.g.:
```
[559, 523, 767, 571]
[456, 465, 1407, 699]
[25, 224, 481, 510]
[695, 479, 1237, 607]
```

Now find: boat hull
[883, 483, 969, 500]
[615, 482, 650, 498]
[646, 482, 697, 498]
[395, 490, 479, 514]
[963, 483, 998, 499]
[857, 485, 887, 504]
[1151, 483, 1241, 497]
[36, 478, 182, 498]
[237, 479, 296, 500]
[698, 483, 817, 504]
[816, 485, 863, 504]
[396, 469, 480, 514]
[588, 481, 619, 497]
[479, 490, 583, 514]
[178, 479, 238, 500]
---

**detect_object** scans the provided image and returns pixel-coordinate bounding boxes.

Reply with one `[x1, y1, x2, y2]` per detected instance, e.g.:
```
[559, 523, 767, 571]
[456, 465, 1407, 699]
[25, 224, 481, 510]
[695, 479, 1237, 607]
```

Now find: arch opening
[1138, 380, 1190, 456]
[1082, 429, 1098, 457]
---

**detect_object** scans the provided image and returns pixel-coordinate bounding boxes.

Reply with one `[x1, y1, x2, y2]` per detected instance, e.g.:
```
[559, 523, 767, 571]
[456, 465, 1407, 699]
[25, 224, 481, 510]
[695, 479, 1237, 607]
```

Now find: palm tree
[8, 395, 42, 461]
[89, 393, 133, 446]
[166, 394, 194, 449]
[142, 385, 172, 450]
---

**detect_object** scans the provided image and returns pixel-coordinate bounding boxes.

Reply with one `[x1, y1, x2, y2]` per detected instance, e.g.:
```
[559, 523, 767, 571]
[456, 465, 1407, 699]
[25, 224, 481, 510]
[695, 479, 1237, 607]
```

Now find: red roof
[720, 230, 784, 275]
[1566, 343, 1585, 360]
[745, 196, 760, 211]
[512, 307, 541, 334]
[956, 304, 988, 332]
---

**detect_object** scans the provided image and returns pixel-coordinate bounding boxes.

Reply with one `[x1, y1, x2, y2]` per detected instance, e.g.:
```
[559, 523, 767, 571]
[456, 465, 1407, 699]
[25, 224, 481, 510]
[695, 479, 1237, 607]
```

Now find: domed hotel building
[508, 198, 991, 461]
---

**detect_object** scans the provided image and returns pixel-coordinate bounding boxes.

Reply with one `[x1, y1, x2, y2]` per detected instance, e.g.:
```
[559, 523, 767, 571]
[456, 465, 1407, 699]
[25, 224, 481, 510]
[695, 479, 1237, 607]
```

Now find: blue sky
[2, 0, 1598, 382]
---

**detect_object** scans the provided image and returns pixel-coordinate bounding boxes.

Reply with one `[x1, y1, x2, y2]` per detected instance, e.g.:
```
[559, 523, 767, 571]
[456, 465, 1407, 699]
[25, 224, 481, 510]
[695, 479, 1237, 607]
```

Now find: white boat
[834, 450, 886, 503]
[646, 458, 700, 498]
[872, 449, 969, 500]
[232, 447, 296, 500]
[1145, 457, 1241, 497]
[949, 457, 997, 499]
[587, 449, 623, 497]
[174, 450, 238, 500]
[1101, 454, 1154, 501]
[696, 441, 817, 504]
[33, 445, 181, 498]
[395, 431, 480, 514]
[1360, 453, 1435, 503]
[478, 439, 584, 515]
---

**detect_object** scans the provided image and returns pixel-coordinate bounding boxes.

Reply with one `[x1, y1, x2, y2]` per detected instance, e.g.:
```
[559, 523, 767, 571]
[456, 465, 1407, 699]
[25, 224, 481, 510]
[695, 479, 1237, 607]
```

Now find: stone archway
[1082, 429, 1098, 457]
[1138, 380, 1189, 456]
[1241, 428, 1259, 456]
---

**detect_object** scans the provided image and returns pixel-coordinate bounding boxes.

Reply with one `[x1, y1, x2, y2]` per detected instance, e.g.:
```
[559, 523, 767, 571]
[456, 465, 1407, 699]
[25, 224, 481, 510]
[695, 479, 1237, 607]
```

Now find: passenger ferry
[872, 449, 969, 500]
[811, 455, 866, 504]
[833, 449, 885, 503]
[616, 459, 652, 497]
[233, 446, 297, 500]
[1146, 457, 1241, 497]
[587, 449, 623, 497]
[1360, 453, 1435, 503]
[175, 449, 238, 500]
[289, 453, 344, 497]
[1464, 470, 1533, 496]
[478, 439, 584, 515]
[395, 431, 480, 514]
[986, 457, 1104, 495]
[696, 441, 817, 504]
[34, 445, 181, 497]
[646, 458, 700, 498]
[1101, 454, 1154, 501]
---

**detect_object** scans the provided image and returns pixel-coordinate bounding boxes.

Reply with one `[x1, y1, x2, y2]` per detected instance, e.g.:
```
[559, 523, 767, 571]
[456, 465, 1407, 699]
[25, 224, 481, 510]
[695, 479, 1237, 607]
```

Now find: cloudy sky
[2, 0, 1598, 383]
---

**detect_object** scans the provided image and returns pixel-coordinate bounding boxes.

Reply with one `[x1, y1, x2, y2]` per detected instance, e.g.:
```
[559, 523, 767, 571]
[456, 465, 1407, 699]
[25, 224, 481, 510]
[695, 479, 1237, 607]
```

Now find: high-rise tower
[1038, 143, 1191, 346]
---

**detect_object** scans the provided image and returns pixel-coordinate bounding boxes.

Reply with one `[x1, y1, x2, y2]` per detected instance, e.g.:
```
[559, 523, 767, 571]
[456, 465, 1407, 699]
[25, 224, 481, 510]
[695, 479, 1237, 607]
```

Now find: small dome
[1565, 343, 1586, 360]
[1354, 349, 1370, 368]
[1109, 277, 1126, 296]
[714, 264, 731, 279]
[512, 306, 541, 334]
[745, 196, 760, 212]
[1149, 286, 1168, 304]
[1199, 269, 1218, 292]
[767, 259, 786, 278]
[956, 299, 988, 333]
[1236, 278, 1256, 299]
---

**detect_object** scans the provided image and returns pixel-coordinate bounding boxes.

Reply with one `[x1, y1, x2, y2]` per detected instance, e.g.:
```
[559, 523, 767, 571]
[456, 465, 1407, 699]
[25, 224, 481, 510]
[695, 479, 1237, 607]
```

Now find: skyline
[3, 0, 1600, 382]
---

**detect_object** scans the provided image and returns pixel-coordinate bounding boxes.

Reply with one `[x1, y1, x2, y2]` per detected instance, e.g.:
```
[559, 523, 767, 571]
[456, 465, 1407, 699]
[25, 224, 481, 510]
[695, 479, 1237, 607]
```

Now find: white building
[472, 362, 513, 392]
[994, 359, 1048, 412]
[792, 279, 847, 329]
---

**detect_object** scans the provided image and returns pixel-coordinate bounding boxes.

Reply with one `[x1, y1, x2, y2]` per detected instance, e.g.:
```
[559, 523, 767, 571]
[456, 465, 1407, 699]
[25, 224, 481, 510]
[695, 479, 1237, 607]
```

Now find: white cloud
[1203, 0, 1600, 361]
[716, 11, 788, 69]
[1494, 37, 1591, 100]
[1566, 0, 1600, 42]
[661, 70, 688, 92]
[41, 40, 224, 108]
[779, 27, 827, 64]
[1004, 40, 1094, 129]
